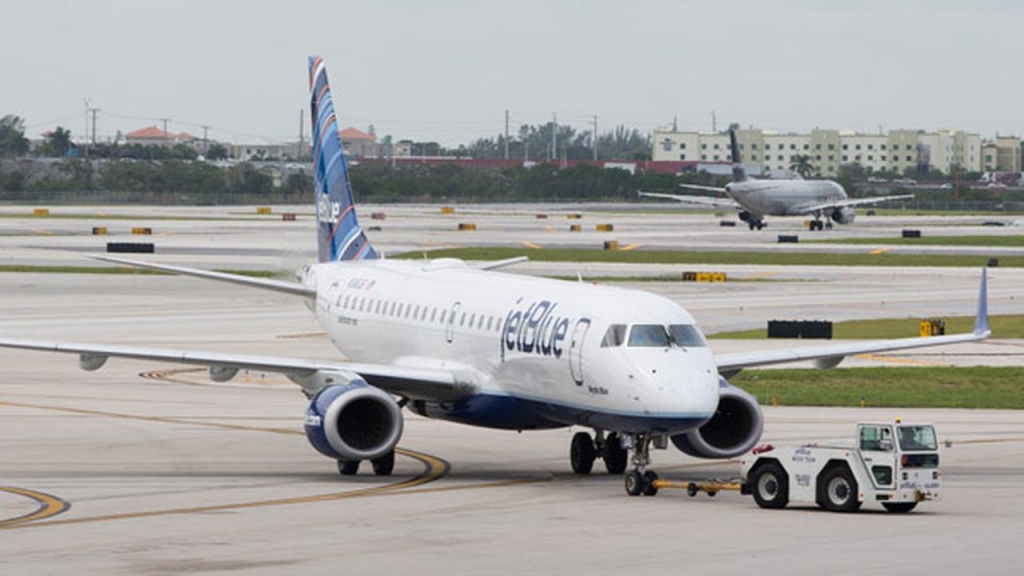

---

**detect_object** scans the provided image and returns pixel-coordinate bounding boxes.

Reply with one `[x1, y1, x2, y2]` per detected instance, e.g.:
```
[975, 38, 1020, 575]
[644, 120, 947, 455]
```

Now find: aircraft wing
[0, 338, 479, 401]
[799, 194, 914, 215]
[638, 190, 740, 209]
[714, 269, 990, 376]
[92, 255, 315, 298]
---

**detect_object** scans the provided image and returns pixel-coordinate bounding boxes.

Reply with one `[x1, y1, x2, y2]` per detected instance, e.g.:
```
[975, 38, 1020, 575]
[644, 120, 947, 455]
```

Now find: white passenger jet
[640, 125, 913, 230]
[0, 58, 991, 496]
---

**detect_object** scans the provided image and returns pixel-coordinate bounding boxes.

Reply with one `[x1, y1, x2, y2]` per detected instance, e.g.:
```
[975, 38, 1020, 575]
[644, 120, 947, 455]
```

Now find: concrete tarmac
[2, 205, 1024, 573]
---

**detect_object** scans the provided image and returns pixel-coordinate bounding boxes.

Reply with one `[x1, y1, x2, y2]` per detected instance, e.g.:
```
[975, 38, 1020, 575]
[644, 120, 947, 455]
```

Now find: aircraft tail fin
[309, 56, 378, 263]
[728, 124, 747, 182]
[974, 267, 991, 337]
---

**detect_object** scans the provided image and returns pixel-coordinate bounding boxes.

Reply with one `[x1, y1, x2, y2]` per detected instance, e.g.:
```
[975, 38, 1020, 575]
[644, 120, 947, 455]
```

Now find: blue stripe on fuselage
[414, 391, 711, 434]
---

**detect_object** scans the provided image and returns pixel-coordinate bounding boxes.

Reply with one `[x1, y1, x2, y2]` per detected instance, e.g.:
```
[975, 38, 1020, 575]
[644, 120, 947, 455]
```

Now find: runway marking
[739, 271, 779, 281]
[30, 228, 55, 235]
[521, 241, 542, 249]
[276, 331, 326, 339]
[618, 244, 639, 251]
[854, 353, 948, 367]
[0, 399, 452, 530]
[870, 247, 891, 255]
[0, 486, 71, 528]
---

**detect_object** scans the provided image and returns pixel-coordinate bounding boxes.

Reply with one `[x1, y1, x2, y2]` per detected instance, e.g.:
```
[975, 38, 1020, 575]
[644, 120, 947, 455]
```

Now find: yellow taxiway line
[0, 486, 71, 528]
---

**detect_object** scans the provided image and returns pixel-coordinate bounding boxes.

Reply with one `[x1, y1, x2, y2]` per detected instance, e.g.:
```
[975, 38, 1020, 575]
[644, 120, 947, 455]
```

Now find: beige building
[982, 136, 1021, 171]
[652, 126, 987, 176]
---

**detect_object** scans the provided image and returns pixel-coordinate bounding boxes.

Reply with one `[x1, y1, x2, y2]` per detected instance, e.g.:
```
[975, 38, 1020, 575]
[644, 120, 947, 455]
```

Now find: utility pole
[83, 98, 91, 159]
[89, 107, 99, 144]
[159, 117, 170, 144]
[298, 109, 305, 159]
[201, 124, 211, 156]
[551, 113, 557, 161]
[712, 111, 717, 133]
[504, 109, 509, 160]
[590, 115, 598, 161]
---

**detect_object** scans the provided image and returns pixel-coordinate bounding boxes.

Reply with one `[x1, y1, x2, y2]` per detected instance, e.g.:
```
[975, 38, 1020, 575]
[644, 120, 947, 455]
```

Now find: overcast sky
[2, 0, 1021, 147]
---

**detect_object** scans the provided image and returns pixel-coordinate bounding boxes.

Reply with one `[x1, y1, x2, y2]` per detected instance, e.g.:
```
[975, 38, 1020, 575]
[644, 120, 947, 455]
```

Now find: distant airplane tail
[309, 56, 378, 263]
[728, 124, 748, 182]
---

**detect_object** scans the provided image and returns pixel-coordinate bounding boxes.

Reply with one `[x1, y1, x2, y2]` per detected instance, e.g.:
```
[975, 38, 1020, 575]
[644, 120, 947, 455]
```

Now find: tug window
[601, 324, 627, 347]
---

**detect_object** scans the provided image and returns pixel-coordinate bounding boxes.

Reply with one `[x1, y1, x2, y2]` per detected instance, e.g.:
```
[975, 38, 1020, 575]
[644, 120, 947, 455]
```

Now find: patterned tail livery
[309, 56, 378, 262]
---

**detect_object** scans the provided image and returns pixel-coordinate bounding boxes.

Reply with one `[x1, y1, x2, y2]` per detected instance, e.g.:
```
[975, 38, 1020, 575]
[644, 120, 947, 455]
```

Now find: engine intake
[304, 381, 403, 462]
[831, 206, 855, 225]
[670, 378, 763, 459]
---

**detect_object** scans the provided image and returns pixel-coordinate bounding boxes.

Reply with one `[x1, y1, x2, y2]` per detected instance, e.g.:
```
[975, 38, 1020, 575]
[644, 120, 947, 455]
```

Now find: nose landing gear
[623, 433, 659, 496]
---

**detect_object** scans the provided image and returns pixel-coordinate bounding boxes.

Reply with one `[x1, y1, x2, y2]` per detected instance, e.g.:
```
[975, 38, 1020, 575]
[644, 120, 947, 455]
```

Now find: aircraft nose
[659, 350, 720, 416]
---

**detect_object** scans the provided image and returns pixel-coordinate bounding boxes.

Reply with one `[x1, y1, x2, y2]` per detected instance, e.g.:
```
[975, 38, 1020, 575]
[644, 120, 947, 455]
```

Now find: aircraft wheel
[641, 471, 659, 496]
[570, 432, 596, 475]
[625, 470, 644, 496]
[371, 450, 395, 476]
[603, 432, 628, 475]
[337, 459, 360, 476]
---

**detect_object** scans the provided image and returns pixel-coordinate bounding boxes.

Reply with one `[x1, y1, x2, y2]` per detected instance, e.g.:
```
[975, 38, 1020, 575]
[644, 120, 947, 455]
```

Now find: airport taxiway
[2, 205, 1024, 573]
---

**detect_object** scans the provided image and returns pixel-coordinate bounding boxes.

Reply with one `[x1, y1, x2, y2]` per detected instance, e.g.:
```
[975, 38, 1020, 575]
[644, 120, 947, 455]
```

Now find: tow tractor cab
[740, 420, 941, 513]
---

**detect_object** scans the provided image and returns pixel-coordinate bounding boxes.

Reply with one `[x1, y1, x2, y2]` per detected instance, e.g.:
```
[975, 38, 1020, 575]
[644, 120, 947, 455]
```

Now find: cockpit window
[601, 324, 627, 347]
[627, 324, 708, 348]
[628, 324, 671, 347]
[668, 324, 707, 347]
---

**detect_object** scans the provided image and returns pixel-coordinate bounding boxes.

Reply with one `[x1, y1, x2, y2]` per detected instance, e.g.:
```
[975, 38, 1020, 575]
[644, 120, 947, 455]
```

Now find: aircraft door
[446, 302, 462, 344]
[569, 318, 591, 386]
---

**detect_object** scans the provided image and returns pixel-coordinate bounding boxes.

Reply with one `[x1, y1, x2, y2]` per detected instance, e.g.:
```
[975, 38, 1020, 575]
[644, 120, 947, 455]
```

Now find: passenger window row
[336, 293, 503, 333]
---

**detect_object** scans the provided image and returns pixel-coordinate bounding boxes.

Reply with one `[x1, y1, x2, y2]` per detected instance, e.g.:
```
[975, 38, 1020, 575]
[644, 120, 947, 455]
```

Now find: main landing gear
[570, 430, 629, 475]
[809, 218, 826, 231]
[747, 220, 765, 231]
[623, 433, 660, 497]
[337, 449, 395, 476]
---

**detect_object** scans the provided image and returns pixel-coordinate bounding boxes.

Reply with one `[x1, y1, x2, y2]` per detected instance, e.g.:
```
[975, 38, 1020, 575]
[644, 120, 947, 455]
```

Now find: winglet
[974, 267, 990, 337]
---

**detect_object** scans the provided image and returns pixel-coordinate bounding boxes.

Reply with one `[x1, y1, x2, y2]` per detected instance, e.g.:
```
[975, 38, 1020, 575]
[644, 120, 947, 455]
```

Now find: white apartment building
[653, 127, 984, 176]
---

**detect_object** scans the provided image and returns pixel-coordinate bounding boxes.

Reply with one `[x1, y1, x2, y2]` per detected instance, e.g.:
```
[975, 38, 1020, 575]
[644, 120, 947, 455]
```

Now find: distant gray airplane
[640, 126, 913, 230]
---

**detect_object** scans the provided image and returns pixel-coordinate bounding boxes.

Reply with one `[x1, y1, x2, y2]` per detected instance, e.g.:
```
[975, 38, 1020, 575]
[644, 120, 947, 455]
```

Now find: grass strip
[810, 235, 1024, 247]
[731, 366, 1024, 409]
[709, 314, 1024, 339]
[396, 246, 1023, 268]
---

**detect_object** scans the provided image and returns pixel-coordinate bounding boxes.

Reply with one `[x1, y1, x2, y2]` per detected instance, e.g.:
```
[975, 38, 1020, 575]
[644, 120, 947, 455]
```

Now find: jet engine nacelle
[303, 381, 404, 462]
[831, 206, 855, 225]
[670, 378, 764, 459]
[738, 211, 753, 223]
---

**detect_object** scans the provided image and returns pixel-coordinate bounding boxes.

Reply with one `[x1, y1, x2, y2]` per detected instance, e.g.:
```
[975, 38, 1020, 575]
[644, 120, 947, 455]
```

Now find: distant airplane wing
[0, 338, 479, 401]
[714, 269, 990, 377]
[638, 190, 740, 209]
[799, 194, 914, 215]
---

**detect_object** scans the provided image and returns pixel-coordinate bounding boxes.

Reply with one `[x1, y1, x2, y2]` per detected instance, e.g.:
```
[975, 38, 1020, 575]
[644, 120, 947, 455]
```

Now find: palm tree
[44, 126, 73, 157]
[789, 154, 815, 178]
[0, 115, 30, 158]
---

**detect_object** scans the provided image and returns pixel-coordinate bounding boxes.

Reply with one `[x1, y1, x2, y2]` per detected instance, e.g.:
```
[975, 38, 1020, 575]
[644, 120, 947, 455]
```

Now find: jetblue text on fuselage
[501, 299, 574, 361]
